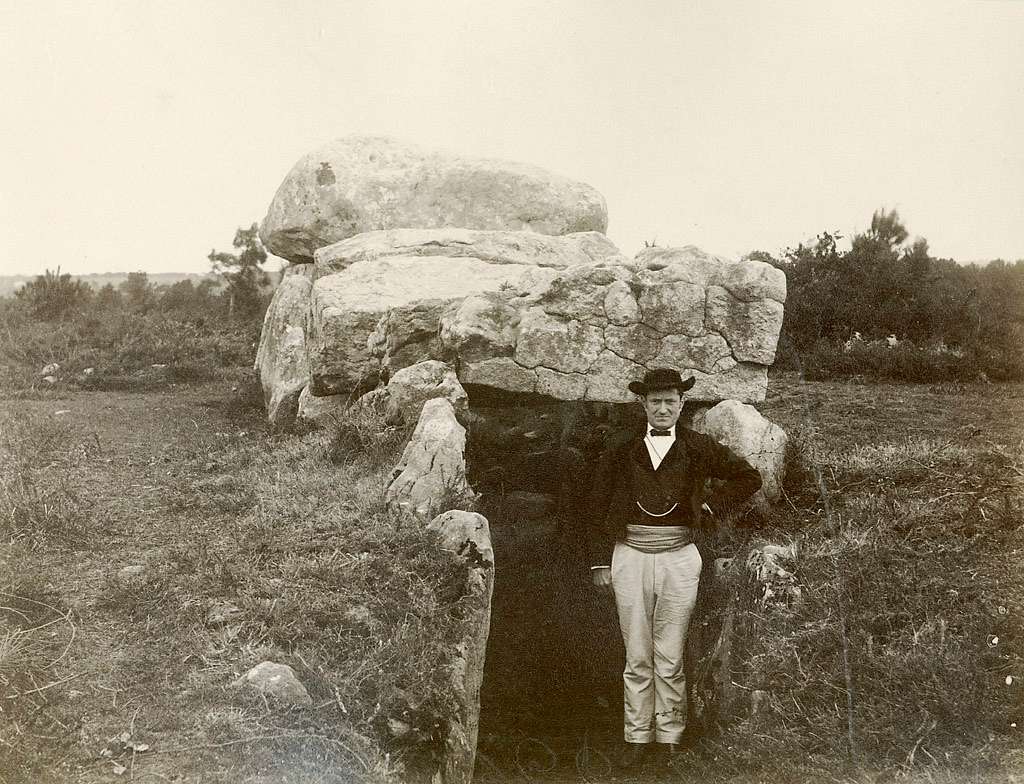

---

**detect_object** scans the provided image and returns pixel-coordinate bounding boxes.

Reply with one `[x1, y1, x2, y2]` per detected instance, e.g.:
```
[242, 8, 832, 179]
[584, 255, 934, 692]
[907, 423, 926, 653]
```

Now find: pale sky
[1, 0, 1022, 276]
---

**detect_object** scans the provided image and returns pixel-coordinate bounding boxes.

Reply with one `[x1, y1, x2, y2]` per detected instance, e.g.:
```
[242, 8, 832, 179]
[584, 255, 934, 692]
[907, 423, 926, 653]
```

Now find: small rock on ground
[116, 565, 148, 583]
[233, 661, 312, 706]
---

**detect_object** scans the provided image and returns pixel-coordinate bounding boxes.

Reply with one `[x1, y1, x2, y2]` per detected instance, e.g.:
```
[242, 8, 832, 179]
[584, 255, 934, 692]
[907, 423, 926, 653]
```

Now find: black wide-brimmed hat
[628, 368, 696, 396]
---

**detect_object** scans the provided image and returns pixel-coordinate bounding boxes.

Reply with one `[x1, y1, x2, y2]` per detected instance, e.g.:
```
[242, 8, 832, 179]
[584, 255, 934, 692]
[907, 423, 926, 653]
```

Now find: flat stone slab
[442, 246, 786, 403]
[306, 230, 625, 395]
[265, 234, 786, 413]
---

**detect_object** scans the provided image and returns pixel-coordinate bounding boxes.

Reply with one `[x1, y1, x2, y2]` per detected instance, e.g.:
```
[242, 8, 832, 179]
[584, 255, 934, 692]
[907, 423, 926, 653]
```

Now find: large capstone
[260, 136, 608, 263]
[440, 245, 786, 403]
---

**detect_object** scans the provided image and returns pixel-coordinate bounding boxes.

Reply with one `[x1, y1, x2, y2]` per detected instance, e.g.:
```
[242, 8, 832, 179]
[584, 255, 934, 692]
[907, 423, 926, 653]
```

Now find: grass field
[0, 376, 472, 784]
[1, 373, 1021, 783]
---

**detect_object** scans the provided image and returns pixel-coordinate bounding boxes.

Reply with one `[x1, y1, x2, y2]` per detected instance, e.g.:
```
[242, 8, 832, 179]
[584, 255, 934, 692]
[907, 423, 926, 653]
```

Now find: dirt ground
[1, 376, 1022, 783]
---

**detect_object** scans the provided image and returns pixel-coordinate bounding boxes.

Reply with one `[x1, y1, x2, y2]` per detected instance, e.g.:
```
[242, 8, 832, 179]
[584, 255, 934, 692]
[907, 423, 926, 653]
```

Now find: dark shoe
[616, 742, 646, 769]
[678, 720, 702, 748]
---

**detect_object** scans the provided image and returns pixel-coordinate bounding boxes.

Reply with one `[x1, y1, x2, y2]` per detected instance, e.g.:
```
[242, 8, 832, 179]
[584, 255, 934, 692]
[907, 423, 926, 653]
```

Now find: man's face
[642, 388, 682, 429]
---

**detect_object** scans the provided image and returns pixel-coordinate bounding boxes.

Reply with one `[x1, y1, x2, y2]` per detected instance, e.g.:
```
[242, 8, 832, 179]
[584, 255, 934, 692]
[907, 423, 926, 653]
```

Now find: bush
[13, 267, 93, 320]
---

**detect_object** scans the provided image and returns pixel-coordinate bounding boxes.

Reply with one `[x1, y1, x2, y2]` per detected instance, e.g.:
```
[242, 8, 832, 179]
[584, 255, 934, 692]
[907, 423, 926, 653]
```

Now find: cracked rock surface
[305, 229, 626, 395]
[258, 233, 786, 422]
[447, 244, 785, 403]
[426, 511, 495, 784]
[385, 398, 473, 519]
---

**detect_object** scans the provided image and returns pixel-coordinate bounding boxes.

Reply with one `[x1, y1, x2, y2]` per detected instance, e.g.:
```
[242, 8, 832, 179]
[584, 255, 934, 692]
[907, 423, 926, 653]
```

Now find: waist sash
[624, 524, 690, 554]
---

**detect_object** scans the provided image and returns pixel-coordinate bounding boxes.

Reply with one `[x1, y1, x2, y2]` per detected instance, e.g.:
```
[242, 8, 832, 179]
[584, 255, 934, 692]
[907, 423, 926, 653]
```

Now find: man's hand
[591, 567, 613, 596]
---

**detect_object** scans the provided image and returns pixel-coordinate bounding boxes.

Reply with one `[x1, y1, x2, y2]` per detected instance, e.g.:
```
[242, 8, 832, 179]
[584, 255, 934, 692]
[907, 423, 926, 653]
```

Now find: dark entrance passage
[465, 392, 714, 782]
[474, 500, 626, 782]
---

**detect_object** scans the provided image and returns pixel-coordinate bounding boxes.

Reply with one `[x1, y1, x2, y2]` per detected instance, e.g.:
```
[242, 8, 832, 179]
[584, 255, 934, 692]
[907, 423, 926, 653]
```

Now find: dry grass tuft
[0, 412, 95, 545]
[0, 565, 77, 777]
[326, 396, 413, 469]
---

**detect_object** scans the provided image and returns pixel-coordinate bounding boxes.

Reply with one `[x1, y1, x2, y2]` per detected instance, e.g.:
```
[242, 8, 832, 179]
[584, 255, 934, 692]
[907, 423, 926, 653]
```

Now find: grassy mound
[703, 436, 1023, 776]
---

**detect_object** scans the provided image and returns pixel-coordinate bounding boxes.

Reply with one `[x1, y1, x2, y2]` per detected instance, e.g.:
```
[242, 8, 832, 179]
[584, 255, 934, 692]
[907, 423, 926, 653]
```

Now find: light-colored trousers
[610, 541, 702, 744]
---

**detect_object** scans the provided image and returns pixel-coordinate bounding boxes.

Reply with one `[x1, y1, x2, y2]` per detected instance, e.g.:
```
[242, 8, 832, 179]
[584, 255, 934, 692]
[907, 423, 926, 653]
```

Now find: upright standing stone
[692, 400, 788, 509]
[385, 398, 473, 518]
[254, 264, 314, 427]
[427, 510, 494, 784]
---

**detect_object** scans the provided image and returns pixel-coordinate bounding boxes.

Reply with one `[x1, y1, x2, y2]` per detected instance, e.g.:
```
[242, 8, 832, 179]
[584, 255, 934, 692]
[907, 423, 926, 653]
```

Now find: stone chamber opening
[463, 387, 713, 781]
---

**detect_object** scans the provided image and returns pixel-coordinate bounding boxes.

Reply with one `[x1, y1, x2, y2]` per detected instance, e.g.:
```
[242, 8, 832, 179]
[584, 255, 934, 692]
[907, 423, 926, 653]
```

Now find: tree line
[0, 225, 271, 391]
[748, 209, 1024, 381]
[10, 223, 270, 323]
[5, 213, 1023, 383]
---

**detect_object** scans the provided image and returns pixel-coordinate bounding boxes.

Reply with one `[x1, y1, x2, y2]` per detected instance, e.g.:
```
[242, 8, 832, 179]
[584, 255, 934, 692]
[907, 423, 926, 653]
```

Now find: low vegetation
[1, 278, 264, 397]
[718, 376, 1024, 780]
[0, 390, 477, 783]
[1, 226, 271, 394]
[0, 412, 96, 546]
[708, 431, 1023, 779]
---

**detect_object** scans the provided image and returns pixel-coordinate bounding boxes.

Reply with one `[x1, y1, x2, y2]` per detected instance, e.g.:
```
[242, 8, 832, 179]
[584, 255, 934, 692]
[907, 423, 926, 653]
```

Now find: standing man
[586, 368, 762, 766]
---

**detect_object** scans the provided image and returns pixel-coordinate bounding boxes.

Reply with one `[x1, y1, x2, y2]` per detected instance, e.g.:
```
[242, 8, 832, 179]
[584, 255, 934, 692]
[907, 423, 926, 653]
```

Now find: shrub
[799, 337, 1024, 383]
[13, 267, 93, 320]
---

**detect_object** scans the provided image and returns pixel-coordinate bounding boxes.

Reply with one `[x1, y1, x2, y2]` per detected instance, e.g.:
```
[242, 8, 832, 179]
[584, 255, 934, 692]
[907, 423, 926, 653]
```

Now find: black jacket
[585, 425, 762, 568]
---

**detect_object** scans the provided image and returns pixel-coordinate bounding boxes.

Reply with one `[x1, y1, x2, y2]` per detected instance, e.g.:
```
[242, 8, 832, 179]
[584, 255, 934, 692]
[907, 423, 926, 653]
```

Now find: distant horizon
[0, 245, 1017, 282]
